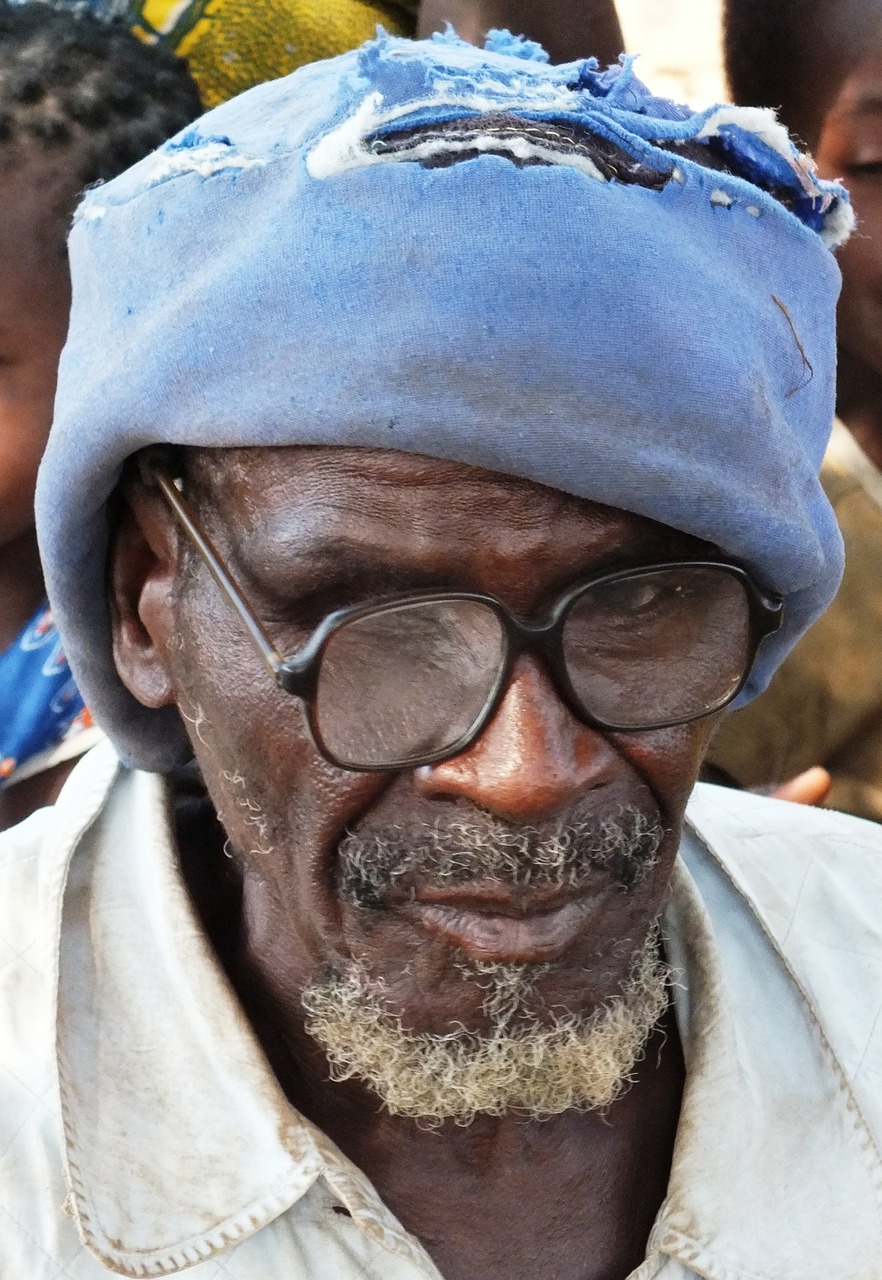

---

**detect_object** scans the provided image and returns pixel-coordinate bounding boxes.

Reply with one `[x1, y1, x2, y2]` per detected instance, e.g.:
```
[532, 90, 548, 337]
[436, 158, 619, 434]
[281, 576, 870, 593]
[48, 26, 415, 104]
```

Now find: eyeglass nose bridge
[494, 608, 596, 730]
[273, 597, 579, 738]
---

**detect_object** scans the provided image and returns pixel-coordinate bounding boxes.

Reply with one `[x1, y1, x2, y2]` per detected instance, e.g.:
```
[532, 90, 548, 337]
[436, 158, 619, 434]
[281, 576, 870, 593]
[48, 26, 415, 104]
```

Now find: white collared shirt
[3, 739, 882, 1279]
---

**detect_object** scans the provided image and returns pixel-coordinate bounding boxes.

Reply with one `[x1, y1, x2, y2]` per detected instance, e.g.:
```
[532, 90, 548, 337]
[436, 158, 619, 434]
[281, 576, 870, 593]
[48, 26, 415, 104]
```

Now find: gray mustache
[338, 804, 665, 907]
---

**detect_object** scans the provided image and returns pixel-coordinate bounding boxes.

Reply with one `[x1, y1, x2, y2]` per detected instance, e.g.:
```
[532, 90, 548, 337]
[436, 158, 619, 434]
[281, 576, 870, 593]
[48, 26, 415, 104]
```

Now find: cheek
[167, 600, 389, 966]
[0, 383, 53, 543]
[611, 718, 717, 825]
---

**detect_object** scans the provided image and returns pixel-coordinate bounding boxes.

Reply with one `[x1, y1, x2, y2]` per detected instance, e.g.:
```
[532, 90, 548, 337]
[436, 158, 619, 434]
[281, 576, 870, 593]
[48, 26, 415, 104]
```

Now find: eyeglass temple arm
[148, 467, 286, 681]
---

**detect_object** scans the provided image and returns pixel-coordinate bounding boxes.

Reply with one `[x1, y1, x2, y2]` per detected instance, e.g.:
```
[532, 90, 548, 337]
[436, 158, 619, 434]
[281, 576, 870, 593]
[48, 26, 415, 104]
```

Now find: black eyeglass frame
[150, 466, 784, 772]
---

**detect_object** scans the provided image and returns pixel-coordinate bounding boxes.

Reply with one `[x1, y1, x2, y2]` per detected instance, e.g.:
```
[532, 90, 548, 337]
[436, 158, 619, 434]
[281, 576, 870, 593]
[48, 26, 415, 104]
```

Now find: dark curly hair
[0, 0, 202, 189]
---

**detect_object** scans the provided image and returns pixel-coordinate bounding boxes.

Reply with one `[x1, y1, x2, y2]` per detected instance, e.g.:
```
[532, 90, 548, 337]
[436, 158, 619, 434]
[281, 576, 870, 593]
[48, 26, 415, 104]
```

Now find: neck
[177, 818, 684, 1280]
[324, 1015, 680, 1260]
[207, 900, 682, 1280]
[262, 987, 683, 1280]
[836, 348, 882, 471]
[0, 528, 44, 653]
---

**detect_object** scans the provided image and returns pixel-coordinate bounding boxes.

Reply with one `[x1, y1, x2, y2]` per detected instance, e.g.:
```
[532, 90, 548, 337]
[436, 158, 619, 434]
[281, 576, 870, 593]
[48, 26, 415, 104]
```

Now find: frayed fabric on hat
[38, 31, 851, 771]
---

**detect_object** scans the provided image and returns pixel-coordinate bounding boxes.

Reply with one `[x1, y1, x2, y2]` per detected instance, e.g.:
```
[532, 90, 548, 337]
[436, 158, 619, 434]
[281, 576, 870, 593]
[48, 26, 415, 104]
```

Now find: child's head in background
[0, 1, 201, 572]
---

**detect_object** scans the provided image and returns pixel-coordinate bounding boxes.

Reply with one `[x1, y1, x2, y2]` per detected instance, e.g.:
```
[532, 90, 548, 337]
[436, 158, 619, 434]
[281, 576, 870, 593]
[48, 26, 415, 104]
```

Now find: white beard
[301, 926, 669, 1125]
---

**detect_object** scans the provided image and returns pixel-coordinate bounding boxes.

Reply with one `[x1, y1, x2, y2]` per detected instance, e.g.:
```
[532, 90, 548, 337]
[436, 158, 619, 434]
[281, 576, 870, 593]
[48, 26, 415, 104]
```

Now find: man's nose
[413, 655, 619, 823]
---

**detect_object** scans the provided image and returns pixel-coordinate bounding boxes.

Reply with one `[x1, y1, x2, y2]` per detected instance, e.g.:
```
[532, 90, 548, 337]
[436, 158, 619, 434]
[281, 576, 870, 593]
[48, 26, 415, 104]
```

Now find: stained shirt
[3, 738, 882, 1278]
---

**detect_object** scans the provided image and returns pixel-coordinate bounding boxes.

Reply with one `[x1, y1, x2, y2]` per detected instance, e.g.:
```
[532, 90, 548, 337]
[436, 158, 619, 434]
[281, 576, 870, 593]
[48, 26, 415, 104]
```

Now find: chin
[300, 923, 669, 1124]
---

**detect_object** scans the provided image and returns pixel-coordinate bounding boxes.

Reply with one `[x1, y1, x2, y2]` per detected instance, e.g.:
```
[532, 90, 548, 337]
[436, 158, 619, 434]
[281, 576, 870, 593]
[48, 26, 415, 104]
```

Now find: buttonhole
[332, 1205, 352, 1217]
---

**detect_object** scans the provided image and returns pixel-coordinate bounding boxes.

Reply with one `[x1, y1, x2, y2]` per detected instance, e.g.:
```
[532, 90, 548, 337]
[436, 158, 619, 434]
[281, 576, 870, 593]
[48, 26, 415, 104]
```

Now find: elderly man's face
[114, 446, 724, 1118]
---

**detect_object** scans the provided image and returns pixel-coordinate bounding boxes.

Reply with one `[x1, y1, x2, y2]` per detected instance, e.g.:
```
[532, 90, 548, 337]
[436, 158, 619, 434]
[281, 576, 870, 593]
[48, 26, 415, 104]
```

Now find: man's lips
[396, 885, 601, 964]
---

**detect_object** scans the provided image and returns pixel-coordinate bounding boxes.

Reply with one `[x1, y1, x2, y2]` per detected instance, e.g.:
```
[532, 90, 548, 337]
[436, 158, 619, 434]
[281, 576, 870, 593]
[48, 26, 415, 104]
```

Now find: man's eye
[845, 159, 882, 176]
[592, 579, 665, 613]
[623, 582, 663, 609]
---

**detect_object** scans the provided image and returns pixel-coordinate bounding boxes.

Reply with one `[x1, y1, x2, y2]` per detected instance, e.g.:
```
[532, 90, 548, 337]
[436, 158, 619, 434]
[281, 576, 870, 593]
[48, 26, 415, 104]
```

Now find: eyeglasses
[149, 466, 783, 772]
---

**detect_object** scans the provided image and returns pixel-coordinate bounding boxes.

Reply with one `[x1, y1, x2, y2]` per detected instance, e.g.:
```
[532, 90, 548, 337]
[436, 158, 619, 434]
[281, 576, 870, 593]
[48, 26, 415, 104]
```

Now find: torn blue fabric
[38, 31, 851, 771]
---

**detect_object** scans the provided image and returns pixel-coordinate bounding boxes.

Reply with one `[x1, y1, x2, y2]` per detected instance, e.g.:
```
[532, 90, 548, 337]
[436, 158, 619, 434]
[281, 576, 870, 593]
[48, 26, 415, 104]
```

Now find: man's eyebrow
[237, 535, 465, 598]
[837, 94, 882, 118]
[233, 529, 698, 603]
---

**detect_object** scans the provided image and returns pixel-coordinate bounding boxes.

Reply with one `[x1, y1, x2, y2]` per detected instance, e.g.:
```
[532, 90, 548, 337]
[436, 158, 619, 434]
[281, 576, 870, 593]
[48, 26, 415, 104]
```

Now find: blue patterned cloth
[0, 603, 91, 788]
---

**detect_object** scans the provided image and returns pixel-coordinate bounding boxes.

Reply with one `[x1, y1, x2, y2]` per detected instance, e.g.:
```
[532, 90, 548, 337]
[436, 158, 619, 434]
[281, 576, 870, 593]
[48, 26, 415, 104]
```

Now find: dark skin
[816, 45, 882, 470]
[417, 0, 624, 66]
[0, 151, 81, 831]
[725, 0, 882, 469]
[108, 445, 730, 1280]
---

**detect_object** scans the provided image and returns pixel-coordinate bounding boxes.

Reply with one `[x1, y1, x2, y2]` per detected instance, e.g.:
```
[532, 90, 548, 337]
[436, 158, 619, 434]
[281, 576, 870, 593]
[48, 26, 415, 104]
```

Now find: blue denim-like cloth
[0, 604, 89, 788]
[37, 31, 852, 771]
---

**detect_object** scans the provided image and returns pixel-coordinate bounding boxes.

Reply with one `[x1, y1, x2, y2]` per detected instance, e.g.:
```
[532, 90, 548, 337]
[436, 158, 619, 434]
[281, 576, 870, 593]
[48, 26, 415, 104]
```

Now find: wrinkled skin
[816, 46, 882, 470]
[110, 446, 729, 1280]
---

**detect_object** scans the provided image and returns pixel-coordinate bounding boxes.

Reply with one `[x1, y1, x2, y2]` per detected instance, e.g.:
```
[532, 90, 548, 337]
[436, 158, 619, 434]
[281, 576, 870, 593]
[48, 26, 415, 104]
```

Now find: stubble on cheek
[167, 626, 390, 991]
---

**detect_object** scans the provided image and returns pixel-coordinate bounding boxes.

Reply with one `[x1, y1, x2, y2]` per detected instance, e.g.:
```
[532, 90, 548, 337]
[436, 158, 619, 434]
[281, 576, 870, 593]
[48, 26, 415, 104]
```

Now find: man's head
[0, 0, 201, 550]
[113, 444, 739, 1121]
[38, 33, 851, 1121]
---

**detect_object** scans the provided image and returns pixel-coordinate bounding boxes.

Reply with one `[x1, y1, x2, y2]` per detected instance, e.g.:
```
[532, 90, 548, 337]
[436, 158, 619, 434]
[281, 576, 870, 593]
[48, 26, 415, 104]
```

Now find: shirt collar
[53, 742, 433, 1276]
[653, 819, 882, 1280]
[50, 745, 882, 1277]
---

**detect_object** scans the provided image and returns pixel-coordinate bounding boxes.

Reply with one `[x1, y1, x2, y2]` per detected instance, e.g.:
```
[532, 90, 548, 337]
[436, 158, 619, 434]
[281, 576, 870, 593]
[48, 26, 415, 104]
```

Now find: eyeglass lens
[560, 565, 750, 730]
[312, 565, 752, 769]
[315, 599, 508, 768]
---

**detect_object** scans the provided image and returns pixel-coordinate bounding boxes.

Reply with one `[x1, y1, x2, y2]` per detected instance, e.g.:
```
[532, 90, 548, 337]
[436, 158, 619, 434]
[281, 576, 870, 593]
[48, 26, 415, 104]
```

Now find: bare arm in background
[417, 0, 624, 65]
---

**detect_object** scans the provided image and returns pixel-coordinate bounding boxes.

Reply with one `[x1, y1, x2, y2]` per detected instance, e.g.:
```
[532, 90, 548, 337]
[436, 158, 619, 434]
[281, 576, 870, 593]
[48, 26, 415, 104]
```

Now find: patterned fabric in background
[65, 0, 419, 107]
[0, 604, 93, 788]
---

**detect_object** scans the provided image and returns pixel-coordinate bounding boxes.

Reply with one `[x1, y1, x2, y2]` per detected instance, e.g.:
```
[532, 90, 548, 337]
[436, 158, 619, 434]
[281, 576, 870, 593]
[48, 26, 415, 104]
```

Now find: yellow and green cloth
[120, 0, 418, 107]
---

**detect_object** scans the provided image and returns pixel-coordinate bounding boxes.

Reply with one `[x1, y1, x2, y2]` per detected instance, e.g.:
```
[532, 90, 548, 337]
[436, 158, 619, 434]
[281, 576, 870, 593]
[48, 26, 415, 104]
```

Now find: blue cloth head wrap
[37, 30, 852, 772]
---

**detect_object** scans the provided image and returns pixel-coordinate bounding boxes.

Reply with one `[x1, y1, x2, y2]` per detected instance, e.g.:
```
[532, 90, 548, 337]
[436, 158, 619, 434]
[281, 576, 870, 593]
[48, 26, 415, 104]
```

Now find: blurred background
[617, 0, 725, 105]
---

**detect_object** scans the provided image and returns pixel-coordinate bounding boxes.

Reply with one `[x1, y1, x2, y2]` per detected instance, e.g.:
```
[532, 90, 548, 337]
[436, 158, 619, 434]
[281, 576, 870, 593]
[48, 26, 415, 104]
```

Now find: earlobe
[108, 488, 180, 711]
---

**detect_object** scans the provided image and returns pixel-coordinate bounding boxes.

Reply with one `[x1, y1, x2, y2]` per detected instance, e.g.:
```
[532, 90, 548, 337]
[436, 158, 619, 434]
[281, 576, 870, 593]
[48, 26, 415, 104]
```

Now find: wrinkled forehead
[182, 444, 713, 576]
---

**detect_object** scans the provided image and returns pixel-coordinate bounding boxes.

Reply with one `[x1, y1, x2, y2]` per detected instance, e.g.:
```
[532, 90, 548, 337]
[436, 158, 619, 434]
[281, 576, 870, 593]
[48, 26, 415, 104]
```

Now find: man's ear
[108, 480, 181, 710]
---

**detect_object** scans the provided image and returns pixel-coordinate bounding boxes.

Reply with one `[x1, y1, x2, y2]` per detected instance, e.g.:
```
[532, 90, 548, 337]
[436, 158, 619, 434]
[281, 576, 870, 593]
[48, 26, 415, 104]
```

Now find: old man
[2, 29, 881, 1280]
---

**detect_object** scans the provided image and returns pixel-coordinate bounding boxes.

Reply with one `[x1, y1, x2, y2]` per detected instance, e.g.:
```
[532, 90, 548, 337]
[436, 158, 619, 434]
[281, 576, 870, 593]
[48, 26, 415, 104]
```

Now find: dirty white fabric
[8, 724, 103, 786]
[3, 737, 882, 1279]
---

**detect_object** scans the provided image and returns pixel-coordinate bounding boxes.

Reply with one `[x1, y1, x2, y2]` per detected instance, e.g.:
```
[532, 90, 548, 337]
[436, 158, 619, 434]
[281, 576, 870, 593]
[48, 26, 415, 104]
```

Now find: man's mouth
[399, 886, 603, 964]
[337, 801, 665, 962]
